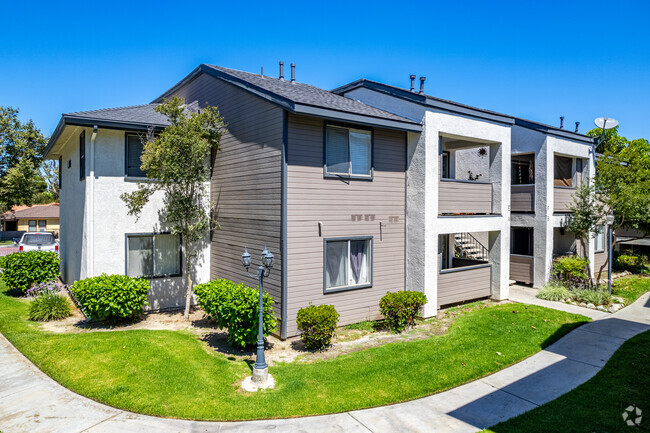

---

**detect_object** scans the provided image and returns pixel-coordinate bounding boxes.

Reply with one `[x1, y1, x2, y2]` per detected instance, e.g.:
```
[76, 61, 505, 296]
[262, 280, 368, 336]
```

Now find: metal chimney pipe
[575, 121, 580, 133]
[291, 63, 295, 83]
[419, 77, 426, 94]
[279, 61, 284, 80]
[560, 116, 564, 129]
[261, 66, 264, 77]
[410, 75, 416, 92]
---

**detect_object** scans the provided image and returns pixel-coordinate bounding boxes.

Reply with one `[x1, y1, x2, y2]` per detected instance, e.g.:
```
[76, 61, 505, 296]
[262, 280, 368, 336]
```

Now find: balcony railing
[439, 179, 492, 215]
[510, 254, 534, 284]
[511, 184, 535, 213]
[554, 186, 576, 213]
[438, 263, 491, 306]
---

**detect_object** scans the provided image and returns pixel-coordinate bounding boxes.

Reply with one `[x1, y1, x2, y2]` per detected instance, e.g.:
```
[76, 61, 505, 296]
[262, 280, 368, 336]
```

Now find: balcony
[510, 254, 533, 284]
[554, 186, 576, 213]
[438, 263, 491, 306]
[439, 179, 492, 215]
[511, 184, 535, 213]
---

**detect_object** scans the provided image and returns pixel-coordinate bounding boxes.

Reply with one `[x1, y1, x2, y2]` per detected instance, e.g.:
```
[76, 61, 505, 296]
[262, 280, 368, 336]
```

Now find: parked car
[18, 232, 59, 253]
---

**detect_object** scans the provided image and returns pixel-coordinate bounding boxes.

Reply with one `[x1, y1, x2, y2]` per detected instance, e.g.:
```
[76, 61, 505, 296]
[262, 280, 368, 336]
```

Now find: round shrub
[70, 274, 149, 321]
[2, 251, 60, 292]
[194, 279, 277, 349]
[28, 293, 72, 322]
[379, 290, 427, 333]
[296, 303, 339, 351]
[536, 283, 572, 302]
[616, 254, 644, 273]
[551, 256, 590, 289]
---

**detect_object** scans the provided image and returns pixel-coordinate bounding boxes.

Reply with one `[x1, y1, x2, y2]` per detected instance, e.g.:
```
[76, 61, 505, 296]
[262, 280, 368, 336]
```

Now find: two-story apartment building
[45, 64, 421, 338]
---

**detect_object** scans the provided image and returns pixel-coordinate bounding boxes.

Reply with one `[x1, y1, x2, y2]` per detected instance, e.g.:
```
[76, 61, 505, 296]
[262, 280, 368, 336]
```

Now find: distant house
[0, 203, 60, 239]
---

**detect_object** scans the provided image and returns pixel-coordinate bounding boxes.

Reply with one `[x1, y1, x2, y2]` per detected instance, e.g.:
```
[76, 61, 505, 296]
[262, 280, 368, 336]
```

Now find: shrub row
[2, 251, 60, 292]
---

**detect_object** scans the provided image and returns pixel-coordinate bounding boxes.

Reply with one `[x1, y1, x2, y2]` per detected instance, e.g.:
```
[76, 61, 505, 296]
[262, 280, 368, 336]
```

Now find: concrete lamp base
[242, 373, 275, 393]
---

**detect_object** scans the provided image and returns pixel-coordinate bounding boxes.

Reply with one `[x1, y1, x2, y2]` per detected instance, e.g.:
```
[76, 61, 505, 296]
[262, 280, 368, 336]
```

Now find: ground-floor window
[511, 227, 534, 256]
[38, 220, 47, 232]
[439, 233, 451, 269]
[324, 237, 372, 292]
[28, 220, 37, 232]
[594, 225, 606, 252]
[126, 233, 181, 278]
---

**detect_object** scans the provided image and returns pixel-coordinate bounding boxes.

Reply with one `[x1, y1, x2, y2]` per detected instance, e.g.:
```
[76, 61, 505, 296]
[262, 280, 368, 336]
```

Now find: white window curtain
[155, 234, 181, 275]
[594, 225, 605, 251]
[326, 127, 349, 174]
[349, 131, 371, 175]
[326, 241, 347, 288]
[127, 236, 153, 277]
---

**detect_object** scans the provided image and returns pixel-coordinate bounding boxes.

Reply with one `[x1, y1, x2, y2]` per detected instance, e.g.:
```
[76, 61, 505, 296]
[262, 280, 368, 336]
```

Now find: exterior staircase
[454, 233, 489, 261]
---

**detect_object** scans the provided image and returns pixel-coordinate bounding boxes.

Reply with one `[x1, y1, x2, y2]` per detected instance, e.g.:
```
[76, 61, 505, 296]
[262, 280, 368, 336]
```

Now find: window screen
[127, 234, 181, 278]
[325, 126, 371, 177]
[126, 134, 146, 177]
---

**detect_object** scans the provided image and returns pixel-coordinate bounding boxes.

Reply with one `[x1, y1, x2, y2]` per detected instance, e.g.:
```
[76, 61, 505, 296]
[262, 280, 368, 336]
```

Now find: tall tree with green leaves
[0, 106, 48, 212]
[121, 97, 226, 319]
[568, 127, 650, 278]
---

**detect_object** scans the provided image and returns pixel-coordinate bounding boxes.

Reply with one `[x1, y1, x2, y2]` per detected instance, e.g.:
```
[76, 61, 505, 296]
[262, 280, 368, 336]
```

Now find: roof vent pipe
[279, 61, 284, 80]
[410, 75, 415, 92]
[261, 66, 264, 77]
[419, 77, 426, 94]
[575, 121, 580, 133]
[560, 116, 564, 129]
[291, 63, 295, 83]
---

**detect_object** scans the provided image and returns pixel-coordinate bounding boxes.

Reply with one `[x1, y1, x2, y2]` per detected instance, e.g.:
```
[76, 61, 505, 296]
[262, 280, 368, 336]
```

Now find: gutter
[88, 125, 97, 277]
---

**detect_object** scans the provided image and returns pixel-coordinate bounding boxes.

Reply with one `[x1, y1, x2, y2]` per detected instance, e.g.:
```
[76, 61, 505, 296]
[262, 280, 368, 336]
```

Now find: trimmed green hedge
[194, 278, 277, 349]
[379, 290, 427, 333]
[297, 303, 339, 350]
[2, 251, 60, 292]
[70, 274, 149, 321]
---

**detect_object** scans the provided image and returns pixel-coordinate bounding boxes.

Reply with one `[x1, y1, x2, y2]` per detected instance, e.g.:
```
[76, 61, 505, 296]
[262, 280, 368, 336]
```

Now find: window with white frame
[38, 220, 46, 232]
[28, 220, 37, 232]
[324, 238, 372, 291]
[325, 125, 372, 177]
[126, 233, 181, 278]
[594, 225, 606, 252]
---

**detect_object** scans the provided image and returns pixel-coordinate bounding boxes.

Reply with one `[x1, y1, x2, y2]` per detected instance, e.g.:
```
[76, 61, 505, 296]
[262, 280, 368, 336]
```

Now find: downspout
[88, 125, 97, 277]
[280, 111, 288, 339]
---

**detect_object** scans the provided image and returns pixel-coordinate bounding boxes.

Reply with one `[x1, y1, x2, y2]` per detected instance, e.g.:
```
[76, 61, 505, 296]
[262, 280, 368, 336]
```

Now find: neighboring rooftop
[154, 64, 422, 131]
[332, 79, 596, 144]
[1, 203, 60, 221]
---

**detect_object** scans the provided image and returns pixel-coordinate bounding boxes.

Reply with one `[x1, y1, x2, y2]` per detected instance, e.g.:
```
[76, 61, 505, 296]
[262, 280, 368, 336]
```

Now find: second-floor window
[126, 134, 146, 177]
[325, 125, 372, 177]
[512, 154, 534, 185]
[79, 131, 85, 180]
[554, 155, 573, 187]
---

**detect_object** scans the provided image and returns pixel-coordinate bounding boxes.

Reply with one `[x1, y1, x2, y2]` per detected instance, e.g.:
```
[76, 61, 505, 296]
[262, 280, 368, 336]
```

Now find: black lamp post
[605, 215, 615, 296]
[242, 246, 273, 385]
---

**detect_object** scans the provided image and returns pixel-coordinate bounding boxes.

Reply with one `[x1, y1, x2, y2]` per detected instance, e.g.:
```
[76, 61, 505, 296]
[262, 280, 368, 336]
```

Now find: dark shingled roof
[64, 104, 170, 127]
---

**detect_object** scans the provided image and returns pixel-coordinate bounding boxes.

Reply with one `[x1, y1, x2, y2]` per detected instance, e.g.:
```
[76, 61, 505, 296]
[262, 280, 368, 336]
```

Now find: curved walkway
[1, 292, 648, 433]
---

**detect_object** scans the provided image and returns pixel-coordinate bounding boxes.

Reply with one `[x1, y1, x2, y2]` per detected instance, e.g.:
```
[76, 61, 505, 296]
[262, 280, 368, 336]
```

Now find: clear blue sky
[2, 0, 648, 140]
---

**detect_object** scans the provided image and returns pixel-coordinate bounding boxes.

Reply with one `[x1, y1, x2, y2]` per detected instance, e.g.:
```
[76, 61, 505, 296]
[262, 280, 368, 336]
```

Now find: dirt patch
[38, 297, 510, 365]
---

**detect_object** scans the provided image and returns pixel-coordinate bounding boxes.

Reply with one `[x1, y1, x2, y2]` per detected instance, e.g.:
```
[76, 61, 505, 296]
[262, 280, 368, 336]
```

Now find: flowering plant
[26, 280, 64, 298]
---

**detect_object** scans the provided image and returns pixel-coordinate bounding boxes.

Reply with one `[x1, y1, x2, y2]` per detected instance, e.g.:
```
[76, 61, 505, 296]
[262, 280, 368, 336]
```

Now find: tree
[121, 97, 226, 319]
[39, 160, 60, 201]
[0, 107, 48, 212]
[568, 127, 650, 278]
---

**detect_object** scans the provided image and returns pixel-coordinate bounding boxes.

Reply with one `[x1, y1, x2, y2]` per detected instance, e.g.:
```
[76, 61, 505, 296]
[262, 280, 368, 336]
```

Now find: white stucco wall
[58, 127, 210, 311]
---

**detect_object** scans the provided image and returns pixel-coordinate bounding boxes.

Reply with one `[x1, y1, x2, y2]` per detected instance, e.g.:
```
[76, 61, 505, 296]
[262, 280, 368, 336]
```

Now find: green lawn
[0, 240, 14, 246]
[612, 275, 650, 305]
[484, 330, 649, 432]
[0, 281, 590, 421]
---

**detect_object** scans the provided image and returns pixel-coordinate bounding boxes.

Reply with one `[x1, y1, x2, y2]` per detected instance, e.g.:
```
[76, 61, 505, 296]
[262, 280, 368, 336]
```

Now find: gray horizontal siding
[438, 266, 491, 306]
[511, 185, 535, 213]
[593, 252, 608, 278]
[285, 114, 406, 336]
[439, 180, 492, 214]
[554, 187, 576, 213]
[510, 254, 534, 284]
[169, 73, 284, 324]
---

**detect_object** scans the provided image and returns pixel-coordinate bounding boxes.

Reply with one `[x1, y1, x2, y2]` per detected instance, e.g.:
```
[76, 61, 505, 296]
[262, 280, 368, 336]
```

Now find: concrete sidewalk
[0, 293, 648, 433]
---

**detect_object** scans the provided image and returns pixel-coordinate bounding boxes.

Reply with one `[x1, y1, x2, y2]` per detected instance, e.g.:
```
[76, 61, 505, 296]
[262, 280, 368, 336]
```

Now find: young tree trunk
[580, 237, 592, 280]
[183, 239, 193, 320]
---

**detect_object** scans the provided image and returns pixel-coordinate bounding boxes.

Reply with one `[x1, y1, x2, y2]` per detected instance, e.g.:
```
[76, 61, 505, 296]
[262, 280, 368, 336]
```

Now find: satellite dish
[594, 117, 619, 130]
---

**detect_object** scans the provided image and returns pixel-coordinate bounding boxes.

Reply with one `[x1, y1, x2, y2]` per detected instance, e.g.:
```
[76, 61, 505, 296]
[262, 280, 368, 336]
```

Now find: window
[38, 220, 46, 232]
[79, 131, 86, 180]
[594, 225, 606, 252]
[58, 156, 62, 190]
[324, 237, 372, 291]
[511, 227, 534, 256]
[511, 154, 534, 185]
[441, 151, 450, 179]
[28, 220, 37, 232]
[126, 233, 181, 278]
[325, 125, 372, 177]
[125, 134, 146, 177]
[554, 155, 573, 187]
